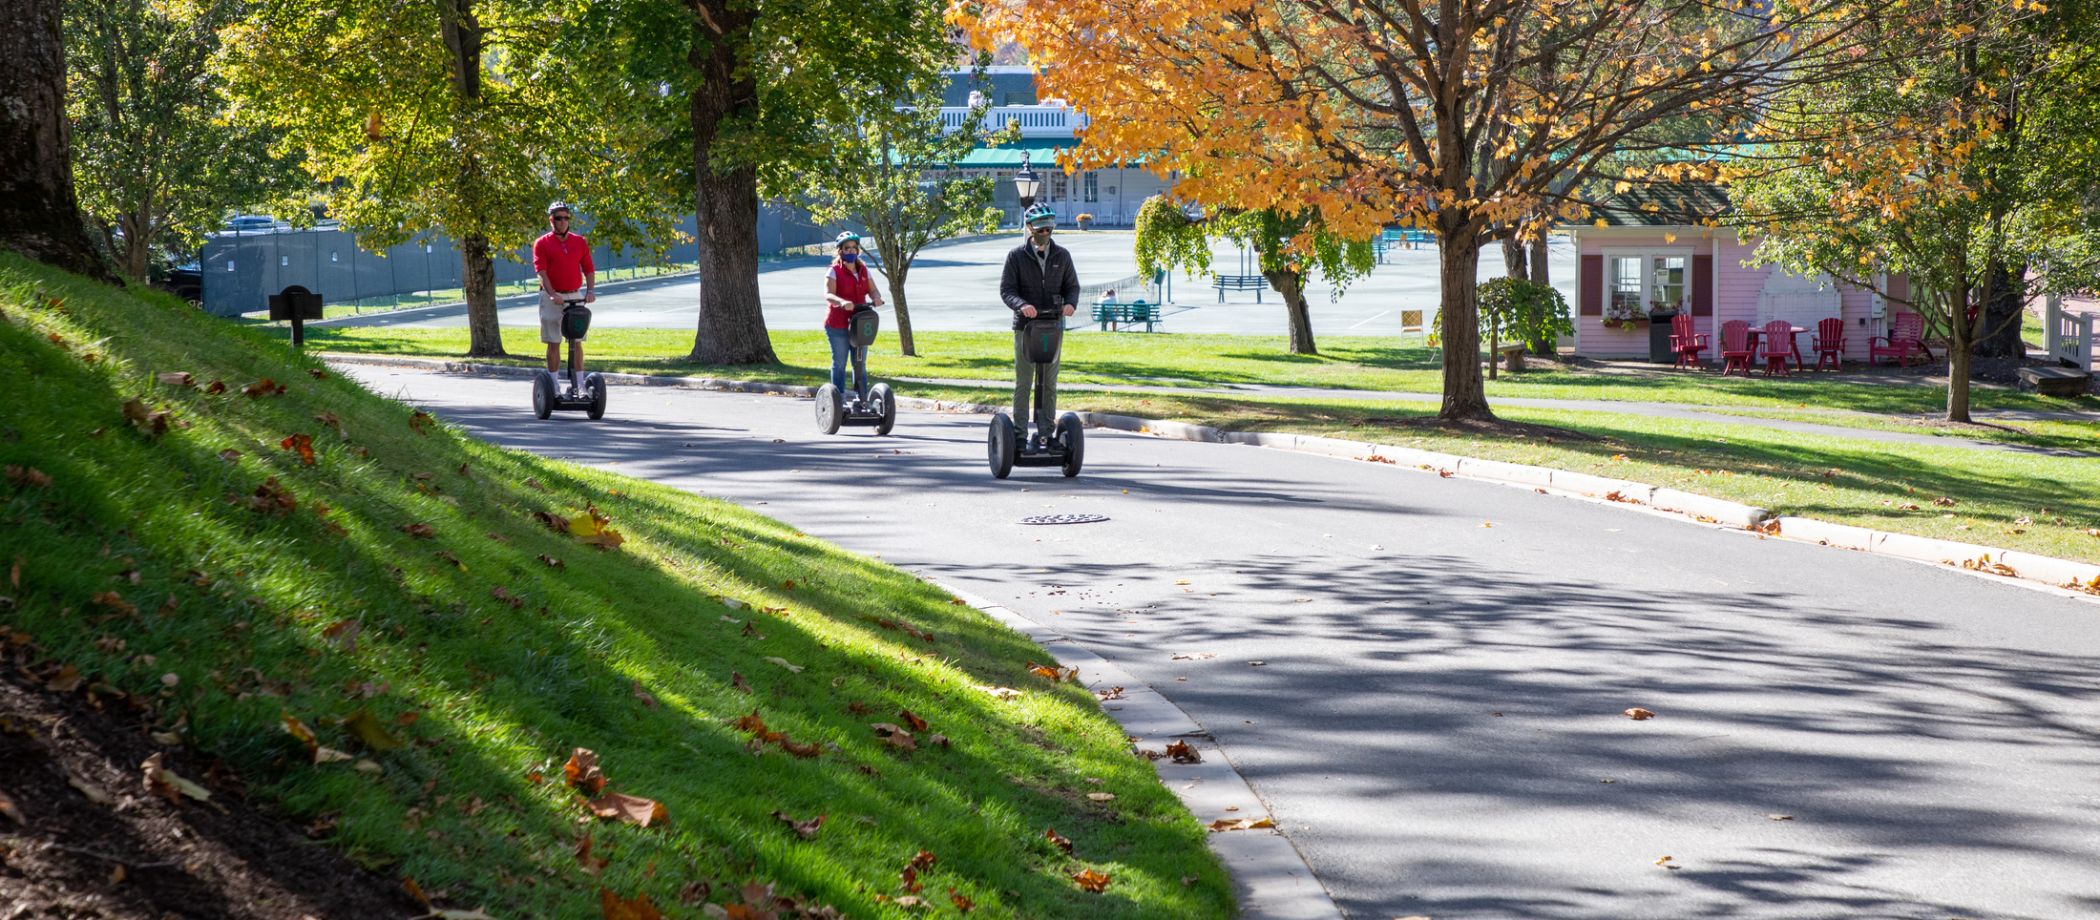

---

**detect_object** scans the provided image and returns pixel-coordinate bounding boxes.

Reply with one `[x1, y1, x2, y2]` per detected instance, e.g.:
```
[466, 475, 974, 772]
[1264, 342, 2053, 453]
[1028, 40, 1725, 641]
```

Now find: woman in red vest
[823, 231, 882, 395]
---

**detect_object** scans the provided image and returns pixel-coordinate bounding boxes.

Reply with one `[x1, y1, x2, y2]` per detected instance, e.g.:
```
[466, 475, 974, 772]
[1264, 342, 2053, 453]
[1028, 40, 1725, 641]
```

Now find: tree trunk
[1500, 235, 1529, 282]
[1265, 269, 1317, 355]
[1529, 235, 1549, 288]
[459, 233, 506, 358]
[884, 263, 917, 358]
[683, 2, 776, 365]
[1974, 258, 2025, 360]
[1945, 279, 1973, 423]
[1437, 234, 1492, 420]
[0, 0, 113, 281]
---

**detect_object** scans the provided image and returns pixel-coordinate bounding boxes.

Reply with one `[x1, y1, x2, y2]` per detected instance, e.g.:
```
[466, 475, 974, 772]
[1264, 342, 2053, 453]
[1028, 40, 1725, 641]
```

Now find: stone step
[2020, 365, 2093, 397]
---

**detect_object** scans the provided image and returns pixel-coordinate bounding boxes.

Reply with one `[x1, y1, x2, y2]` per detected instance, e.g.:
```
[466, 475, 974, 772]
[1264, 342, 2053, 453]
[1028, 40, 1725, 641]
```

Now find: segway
[814, 306, 897, 436]
[532, 299, 607, 420]
[988, 310, 1083, 479]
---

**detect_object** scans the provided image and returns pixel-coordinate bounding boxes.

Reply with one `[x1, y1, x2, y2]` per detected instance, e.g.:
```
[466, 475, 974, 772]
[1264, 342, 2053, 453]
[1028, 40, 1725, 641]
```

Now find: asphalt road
[342, 364, 2100, 920]
[325, 232, 1579, 337]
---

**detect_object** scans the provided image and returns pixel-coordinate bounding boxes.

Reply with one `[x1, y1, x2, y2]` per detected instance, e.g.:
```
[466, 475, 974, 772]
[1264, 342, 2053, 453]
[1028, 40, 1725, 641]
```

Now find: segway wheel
[532, 371, 556, 419]
[871, 383, 896, 436]
[987, 413, 1017, 479]
[1057, 412, 1085, 478]
[815, 384, 844, 435]
[585, 374, 607, 420]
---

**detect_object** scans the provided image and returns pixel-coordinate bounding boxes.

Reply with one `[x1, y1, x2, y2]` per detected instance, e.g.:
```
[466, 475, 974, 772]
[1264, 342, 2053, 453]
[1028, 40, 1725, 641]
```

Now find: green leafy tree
[1475, 278, 1571, 379]
[589, 0, 951, 365]
[216, 0, 679, 358]
[65, 0, 298, 284]
[778, 74, 1006, 358]
[1132, 196, 1372, 355]
[1730, 1, 2100, 421]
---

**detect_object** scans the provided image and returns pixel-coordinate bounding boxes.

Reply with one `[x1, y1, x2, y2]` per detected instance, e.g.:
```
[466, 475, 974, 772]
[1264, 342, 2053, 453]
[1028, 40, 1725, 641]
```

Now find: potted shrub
[1075, 212, 1095, 230]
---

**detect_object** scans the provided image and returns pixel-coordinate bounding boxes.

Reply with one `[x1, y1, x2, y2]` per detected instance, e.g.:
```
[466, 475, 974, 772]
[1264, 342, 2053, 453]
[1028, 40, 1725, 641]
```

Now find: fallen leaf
[1768, 813, 1794, 821]
[897, 709, 928, 733]
[409, 410, 435, 433]
[588, 792, 668, 827]
[1656, 855, 1679, 870]
[141, 753, 211, 803]
[1086, 792, 1115, 802]
[731, 672, 752, 694]
[564, 748, 606, 795]
[574, 835, 608, 875]
[121, 397, 171, 437]
[279, 433, 316, 465]
[1044, 827, 1074, 853]
[772, 810, 825, 839]
[343, 709, 402, 750]
[598, 887, 666, 920]
[1165, 740, 1202, 763]
[1071, 869, 1112, 893]
[632, 681, 659, 709]
[537, 554, 565, 569]
[1207, 816, 1277, 832]
[0, 788, 21, 823]
[45, 665, 84, 692]
[68, 774, 116, 805]
[401, 523, 436, 539]
[308, 368, 328, 380]
[1093, 686, 1124, 701]
[764, 656, 804, 673]
[204, 379, 227, 394]
[4, 465, 53, 488]
[1624, 708, 1657, 721]
[313, 412, 344, 435]
[217, 449, 241, 463]
[870, 723, 917, 751]
[242, 378, 286, 398]
[948, 888, 976, 913]
[491, 586, 523, 609]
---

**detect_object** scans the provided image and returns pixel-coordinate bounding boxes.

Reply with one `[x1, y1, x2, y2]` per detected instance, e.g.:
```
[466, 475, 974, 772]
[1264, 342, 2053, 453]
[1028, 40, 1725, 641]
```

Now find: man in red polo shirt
[533, 201, 596, 388]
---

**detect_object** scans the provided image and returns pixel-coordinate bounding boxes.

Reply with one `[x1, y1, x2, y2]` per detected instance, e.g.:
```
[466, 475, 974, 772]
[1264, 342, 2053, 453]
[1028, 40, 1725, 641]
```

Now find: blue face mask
[841, 252, 860, 263]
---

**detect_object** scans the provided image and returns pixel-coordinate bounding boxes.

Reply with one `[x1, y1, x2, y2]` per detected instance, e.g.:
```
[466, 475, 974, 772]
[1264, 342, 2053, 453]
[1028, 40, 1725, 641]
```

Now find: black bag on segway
[1025, 315, 1063, 364]
[560, 303, 592, 341]
[848, 307, 880, 347]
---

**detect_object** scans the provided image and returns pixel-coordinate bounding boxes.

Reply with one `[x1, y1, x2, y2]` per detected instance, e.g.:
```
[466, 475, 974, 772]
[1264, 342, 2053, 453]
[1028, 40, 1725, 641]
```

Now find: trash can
[1648, 311, 1679, 364]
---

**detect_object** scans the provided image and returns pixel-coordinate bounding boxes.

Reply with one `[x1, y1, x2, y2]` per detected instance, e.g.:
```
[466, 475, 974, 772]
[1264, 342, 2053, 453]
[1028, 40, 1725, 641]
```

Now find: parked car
[152, 262, 203, 307]
[221, 215, 287, 233]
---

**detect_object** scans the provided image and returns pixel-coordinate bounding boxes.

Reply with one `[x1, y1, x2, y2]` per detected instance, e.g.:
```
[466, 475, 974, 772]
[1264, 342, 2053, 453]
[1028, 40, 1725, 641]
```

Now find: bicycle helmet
[1023, 204, 1056, 228]
[834, 230, 862, 247]
[547, 200, 572, 216]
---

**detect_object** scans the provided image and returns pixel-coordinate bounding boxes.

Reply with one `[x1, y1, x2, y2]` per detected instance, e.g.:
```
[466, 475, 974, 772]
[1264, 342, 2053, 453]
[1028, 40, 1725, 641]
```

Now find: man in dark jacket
[999, 204, 1081, 445]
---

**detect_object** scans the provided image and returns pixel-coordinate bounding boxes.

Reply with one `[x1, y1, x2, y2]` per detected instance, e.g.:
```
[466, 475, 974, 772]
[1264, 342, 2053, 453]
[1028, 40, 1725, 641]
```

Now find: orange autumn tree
[954, 0, 1887, 421]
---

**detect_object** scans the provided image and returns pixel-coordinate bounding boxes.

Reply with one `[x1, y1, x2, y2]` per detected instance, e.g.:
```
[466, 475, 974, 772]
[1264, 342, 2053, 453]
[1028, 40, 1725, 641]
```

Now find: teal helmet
[834, 230, 861, 247]
[1023, 204, 1056, 229]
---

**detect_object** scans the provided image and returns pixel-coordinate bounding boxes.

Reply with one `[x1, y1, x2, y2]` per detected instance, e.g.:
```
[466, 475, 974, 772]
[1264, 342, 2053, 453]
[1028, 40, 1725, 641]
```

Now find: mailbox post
[268, 285, 324, 347]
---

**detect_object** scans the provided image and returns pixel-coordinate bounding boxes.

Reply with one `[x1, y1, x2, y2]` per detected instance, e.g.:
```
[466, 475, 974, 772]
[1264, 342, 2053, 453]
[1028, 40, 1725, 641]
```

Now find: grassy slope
[311, 325, 2099, 415]
[0, 254, 1231, 918]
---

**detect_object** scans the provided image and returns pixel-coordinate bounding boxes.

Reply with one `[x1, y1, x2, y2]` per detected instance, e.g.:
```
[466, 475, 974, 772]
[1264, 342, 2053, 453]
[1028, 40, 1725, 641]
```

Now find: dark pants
[1014, 330, 1059, 436]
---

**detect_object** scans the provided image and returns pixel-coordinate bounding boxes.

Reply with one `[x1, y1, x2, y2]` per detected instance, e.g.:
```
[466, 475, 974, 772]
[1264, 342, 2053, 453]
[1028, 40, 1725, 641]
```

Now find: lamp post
[1012, 152, 1040, 223]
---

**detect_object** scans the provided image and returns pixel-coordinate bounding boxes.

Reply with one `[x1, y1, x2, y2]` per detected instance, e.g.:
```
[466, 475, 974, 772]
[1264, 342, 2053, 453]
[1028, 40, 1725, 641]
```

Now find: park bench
[1212, 274, 1265, 303]
[1092, 300, 1164, 332]
[1494, 342, 1526, 373]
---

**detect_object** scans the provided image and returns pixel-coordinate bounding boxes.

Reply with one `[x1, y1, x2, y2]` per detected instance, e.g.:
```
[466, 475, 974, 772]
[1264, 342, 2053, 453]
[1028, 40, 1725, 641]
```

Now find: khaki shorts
[540, 290, 583, 344]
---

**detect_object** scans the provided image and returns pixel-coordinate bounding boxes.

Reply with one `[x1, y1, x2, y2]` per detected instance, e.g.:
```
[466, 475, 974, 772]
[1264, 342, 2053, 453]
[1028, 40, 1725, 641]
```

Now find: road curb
[324, 352, 2100, 601]
[930, 583, 1344, 920]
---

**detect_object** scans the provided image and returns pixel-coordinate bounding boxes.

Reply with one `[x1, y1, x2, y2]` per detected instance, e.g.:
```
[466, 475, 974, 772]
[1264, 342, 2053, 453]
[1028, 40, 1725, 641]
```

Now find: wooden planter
[1601, 317, 1650, 330]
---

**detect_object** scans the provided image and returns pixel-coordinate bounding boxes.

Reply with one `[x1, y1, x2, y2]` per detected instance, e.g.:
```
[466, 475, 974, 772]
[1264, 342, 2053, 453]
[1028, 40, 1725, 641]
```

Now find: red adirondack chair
[1719, 320, 1754, 376]
[1813, 317, 1847, 371]
[1760, 319, 1795, 376]
[1869, 312, 1933, 366]
[1670, 313, 1709, 369]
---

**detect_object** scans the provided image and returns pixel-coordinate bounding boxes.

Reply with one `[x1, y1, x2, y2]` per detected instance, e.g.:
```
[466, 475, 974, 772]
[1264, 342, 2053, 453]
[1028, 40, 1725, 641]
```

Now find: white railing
[937, 105, 1088, 139]
[2044, 293, 2097, 372]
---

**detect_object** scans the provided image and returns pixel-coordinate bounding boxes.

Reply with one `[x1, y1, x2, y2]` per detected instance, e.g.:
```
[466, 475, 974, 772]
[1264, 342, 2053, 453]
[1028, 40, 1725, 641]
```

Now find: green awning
[949, 143, 1077, 169]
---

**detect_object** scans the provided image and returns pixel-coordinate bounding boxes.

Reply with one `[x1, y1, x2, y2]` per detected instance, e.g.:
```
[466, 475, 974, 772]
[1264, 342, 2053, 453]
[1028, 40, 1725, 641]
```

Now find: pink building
[1572, 183, 1910, 362]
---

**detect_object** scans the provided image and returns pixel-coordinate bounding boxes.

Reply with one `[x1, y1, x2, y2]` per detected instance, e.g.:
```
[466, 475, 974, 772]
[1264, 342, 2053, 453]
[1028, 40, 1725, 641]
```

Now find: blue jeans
[825, 327, 867, 397]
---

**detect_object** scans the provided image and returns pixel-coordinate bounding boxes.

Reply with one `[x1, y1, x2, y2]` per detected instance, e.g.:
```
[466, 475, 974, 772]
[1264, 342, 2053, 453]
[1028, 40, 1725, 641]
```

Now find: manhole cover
[1019, 514, 1110, 525]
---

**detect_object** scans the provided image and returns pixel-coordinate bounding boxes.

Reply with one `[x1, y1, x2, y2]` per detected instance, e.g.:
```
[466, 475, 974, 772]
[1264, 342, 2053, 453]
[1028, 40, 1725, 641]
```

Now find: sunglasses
[1030, 225, 1054, 233]
[551, 215, 571, 221]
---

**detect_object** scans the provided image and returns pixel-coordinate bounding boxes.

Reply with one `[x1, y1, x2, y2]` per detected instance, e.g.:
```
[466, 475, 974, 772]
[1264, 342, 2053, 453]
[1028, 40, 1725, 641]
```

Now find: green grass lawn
[309, 325, 2099, 415]
[0, 255, 1232, 918]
